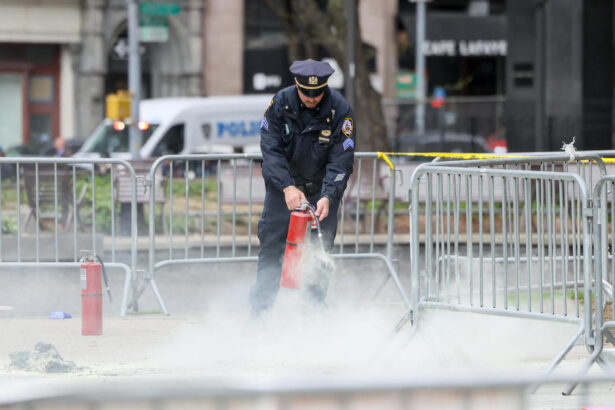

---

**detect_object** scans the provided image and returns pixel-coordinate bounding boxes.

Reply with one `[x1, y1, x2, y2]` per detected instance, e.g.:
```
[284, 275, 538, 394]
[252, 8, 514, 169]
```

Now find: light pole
[413, 0, 427, 136]
[128, 0, 141, 158]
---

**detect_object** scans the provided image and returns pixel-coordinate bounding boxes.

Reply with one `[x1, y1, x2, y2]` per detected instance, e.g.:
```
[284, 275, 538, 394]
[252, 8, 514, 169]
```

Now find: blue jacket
[260, 86, 356, 201]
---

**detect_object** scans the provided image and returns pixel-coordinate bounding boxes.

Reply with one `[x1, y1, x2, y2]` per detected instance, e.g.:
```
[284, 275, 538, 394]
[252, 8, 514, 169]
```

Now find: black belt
[296, 181, 322, 196]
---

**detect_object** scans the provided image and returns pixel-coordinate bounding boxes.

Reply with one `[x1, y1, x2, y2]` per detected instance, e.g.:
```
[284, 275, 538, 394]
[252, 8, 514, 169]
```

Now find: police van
[75, 95, 272, 159]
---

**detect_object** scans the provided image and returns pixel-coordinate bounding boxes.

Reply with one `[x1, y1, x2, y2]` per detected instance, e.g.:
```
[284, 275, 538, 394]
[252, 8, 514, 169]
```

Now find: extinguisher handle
[295, 199, 309, 211]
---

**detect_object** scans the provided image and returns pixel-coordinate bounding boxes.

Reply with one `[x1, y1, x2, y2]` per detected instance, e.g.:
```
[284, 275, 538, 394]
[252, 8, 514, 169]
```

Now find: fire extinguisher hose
[301, 201, 324, 250]
[94, 254, 113, 303]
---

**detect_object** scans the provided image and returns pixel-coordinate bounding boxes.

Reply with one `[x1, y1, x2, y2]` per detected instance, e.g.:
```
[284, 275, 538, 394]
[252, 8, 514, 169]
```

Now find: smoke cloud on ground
[153, 296, 579, 379]
[0, 252, 583, 382]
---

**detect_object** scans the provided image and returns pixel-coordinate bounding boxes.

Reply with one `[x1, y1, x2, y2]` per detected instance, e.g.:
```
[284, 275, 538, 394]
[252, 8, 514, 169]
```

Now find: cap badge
[308, 76, 318, 85]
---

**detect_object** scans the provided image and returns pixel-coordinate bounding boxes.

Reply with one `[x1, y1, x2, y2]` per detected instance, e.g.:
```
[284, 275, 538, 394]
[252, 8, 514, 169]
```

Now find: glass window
[201, 123, 212, 138]
[152, 124, 184, 156]
[86, 122, 158, 155]
[29, 75, 54, 102]
[0, 73, 23, 149]
[25, 45, 55, 63]
[29, 114, 52, 145]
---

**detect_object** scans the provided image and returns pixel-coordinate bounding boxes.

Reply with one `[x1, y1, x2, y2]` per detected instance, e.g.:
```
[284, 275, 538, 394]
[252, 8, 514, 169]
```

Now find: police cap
[290, 59, 334, 97]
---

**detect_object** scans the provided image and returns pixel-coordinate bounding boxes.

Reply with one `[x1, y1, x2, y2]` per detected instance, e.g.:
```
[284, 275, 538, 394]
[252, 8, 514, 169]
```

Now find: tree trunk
[262, 0, 390, 152]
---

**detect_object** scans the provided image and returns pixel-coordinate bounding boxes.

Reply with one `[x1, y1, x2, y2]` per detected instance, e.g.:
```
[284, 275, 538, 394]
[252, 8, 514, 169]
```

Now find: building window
[29, 113, 52, 144]
[29, 75, 54, 103]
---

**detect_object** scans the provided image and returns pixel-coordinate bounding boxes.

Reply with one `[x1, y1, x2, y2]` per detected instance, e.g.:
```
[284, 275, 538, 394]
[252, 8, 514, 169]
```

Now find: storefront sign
[422, 39, 507, 57]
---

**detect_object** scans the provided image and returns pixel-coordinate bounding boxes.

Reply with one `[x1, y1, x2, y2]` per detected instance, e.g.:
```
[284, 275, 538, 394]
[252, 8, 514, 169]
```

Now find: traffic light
[105, 90, 131, 120]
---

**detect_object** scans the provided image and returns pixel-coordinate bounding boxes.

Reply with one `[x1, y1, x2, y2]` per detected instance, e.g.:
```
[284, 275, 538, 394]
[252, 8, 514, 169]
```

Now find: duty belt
[296, 181, 322, 196]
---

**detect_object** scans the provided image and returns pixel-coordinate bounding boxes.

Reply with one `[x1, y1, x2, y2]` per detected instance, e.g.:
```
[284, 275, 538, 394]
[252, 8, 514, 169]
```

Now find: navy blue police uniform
[250, 59, 356, 315]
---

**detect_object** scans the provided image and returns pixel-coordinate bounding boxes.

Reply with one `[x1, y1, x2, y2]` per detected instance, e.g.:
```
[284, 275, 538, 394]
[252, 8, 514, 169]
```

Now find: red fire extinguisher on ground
[281, 201, 323, 289]
[80, 250, 112, 336]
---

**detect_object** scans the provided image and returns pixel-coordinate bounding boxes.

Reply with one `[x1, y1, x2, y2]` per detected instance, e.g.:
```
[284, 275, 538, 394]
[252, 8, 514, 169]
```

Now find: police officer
[250, 59, 356, 316]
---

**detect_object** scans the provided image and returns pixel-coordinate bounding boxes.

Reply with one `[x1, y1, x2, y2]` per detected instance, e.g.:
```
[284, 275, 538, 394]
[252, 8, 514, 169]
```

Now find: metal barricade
[1, 373, 613, 408]
[406, 163, 594, 390]
[566, 175, 615, 394]
[142, 153, 410, 315]
[0, 157, 138, 316]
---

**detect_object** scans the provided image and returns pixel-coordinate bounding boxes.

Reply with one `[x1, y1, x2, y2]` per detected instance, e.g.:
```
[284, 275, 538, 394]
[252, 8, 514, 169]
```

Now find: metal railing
[141, 153, 411, 315]
[1, 373, 613, 409]
[404, 152, 615, 394]
[0, 157, 138, 316]
[2, 151, 614, 398]
[567, 174, 615, 394]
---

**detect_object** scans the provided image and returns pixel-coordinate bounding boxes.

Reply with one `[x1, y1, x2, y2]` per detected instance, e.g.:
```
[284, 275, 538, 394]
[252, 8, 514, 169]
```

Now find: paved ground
[0, 304, 614, 409]
[0, 261, 614, 409]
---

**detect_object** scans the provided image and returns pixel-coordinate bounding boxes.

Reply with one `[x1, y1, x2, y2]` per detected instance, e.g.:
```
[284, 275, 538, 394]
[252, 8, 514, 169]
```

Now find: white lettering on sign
[217, 121, 261, 138]
[422, 40, 507, 57]
[422, 40, 456, 56]
[253, 73, 282, 91]
[459, 40, 507, 56]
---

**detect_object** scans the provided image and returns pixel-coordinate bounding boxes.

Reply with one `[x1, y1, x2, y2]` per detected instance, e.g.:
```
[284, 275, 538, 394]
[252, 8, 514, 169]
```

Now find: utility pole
[534, 0, 547, 152]
[128, 0, 141, 158]
[413, 0, 427, 135]
[346, 0, 356, 109]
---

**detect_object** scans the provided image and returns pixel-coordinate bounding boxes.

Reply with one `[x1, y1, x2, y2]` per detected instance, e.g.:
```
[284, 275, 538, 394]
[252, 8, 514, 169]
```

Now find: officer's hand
[315, 196, 330, 221]
[283, 185, 306, 210]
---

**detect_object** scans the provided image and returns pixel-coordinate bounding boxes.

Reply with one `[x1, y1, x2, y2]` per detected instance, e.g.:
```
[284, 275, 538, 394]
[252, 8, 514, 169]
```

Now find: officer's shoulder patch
[342, 117, 353, 138]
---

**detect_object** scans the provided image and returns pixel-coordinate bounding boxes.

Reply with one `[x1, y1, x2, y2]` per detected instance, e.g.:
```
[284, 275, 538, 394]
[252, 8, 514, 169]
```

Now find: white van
[75, 95, 272, 159]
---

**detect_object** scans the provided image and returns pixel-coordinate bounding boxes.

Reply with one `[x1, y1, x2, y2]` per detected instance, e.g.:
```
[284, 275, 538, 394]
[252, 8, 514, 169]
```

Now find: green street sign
[139, 15, 169, 28]
[140, 2, 180, 16]
[140, 26, 169, 42]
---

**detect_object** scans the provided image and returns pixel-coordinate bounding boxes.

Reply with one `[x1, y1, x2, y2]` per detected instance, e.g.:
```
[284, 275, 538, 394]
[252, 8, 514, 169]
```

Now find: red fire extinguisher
[80, 250, 112, 336]
[281, 201, 323, 289]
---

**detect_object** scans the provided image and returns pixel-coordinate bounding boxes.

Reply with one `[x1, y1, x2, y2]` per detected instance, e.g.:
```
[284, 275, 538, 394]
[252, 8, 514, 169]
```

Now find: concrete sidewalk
[0, 308, 613, 409]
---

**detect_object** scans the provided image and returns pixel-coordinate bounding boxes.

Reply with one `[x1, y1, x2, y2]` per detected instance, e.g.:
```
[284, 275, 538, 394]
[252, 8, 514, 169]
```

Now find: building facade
[0, 0, 203, 146]
[0, 0, 397, 148]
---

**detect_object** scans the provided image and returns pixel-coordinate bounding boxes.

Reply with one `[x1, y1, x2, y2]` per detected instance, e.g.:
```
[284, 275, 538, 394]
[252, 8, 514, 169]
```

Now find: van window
[152, 123, 185, 156]
[85, 122, 158, 155]
[201, 123, 212, 138]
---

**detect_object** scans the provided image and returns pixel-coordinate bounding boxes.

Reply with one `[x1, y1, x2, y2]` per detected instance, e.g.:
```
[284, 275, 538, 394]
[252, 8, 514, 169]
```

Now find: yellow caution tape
[377, 152, 615, 169]
[377, 152, 528, 170]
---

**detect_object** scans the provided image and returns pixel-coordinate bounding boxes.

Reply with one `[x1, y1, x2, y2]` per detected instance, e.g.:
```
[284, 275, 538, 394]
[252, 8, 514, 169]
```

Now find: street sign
[140, 3, 179, 16]
[395, 71, 416, 98]
[139, 6, 174, 43]
[111, 38, 147, 59]
[139, 15, 169, 27]
[140, 26, 169, 42]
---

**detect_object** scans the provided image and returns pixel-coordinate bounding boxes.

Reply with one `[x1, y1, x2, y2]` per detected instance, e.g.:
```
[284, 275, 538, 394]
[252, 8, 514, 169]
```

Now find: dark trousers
[250, 187, 340, 314]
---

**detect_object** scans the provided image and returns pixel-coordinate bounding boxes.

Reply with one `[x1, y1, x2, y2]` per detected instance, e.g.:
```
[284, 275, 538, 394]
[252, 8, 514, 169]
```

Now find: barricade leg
[128, 272, 169, 316]
[563, 347, 601, 395]
[529, 324, 584, 394]
[120, 266, 132, 317]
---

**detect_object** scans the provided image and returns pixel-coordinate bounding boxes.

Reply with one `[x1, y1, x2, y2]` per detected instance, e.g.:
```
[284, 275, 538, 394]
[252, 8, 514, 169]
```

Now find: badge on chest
[318, 129, 331, 144]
